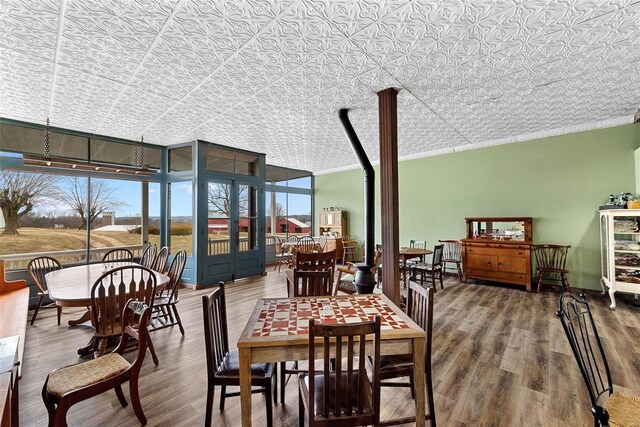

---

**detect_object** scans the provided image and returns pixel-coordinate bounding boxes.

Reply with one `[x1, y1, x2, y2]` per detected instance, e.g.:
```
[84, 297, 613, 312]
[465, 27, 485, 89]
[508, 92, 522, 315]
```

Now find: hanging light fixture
[20, 120, 154, 176]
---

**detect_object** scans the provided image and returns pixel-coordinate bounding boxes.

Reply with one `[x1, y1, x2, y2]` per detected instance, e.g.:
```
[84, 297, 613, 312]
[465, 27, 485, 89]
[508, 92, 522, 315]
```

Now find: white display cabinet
[600, 209, 640, 309]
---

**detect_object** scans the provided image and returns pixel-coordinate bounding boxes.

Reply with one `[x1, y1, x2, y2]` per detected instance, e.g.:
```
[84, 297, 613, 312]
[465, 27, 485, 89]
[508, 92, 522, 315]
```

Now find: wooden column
[378, 88, 400, 305]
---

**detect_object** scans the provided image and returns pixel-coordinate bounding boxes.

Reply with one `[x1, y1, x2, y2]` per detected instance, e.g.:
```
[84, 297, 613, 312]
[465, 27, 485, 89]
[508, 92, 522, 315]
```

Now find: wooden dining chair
[42, 299, 152, 426]
[411, 244, 445, 292]
[298, 236, 317, 253]
[282, 266, 335, 403]
[373, 282, 436, 426]
[151, 246, 169, 273]
[298, 316, 381, 427]
[557, 292, 640, 426]
[293, 250, 336, 277]
[202, 282, 276, 427]
[91, 265, 158, 364]
[439, 239, 462, 280]
[317, 235, 328, 252]
[341, 234, 357, 263]
[533, 244, 571, 292]
[27, 256, 63, 325]
[151, 250, 187, 335]
[102, 248, 134, 263]
[139, 244, 157, 269]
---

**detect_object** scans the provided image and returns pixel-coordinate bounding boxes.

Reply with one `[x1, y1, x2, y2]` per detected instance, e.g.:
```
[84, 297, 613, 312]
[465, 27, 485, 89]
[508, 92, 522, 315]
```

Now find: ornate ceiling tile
[0, 0, 638, 172]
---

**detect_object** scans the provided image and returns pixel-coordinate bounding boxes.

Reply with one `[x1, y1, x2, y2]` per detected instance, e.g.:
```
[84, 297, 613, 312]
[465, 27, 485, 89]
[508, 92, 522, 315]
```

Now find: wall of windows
[0, 120, 163, 271]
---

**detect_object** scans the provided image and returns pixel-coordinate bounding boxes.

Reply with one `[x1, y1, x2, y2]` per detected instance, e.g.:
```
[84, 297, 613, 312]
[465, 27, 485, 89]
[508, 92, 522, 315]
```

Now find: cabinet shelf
[614, 265, 640, 270]
[614, 250, 640, 253]
[614, 231, 640, 235]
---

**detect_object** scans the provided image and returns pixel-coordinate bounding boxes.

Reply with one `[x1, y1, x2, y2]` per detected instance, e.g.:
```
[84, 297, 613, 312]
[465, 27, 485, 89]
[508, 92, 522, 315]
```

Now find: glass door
[202, 178, 263, 284]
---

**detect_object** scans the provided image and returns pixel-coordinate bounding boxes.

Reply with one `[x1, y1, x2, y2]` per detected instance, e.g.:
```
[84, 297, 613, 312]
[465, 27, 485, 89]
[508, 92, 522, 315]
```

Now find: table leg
[68, 308, 92, 326]
[413, 337, 426, 427]
[239, 347, 252, 427]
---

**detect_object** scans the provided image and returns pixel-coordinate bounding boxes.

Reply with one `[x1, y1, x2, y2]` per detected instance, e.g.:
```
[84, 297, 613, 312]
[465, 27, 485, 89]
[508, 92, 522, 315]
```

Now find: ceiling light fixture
[21, 122, 155, 176]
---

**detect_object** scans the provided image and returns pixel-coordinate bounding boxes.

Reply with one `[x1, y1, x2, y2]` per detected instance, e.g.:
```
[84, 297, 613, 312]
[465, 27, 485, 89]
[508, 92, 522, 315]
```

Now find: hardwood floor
[19, 272, 640, 426]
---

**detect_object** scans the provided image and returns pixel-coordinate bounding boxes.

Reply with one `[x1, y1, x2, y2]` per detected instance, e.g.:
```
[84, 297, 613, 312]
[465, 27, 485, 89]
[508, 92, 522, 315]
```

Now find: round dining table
[46, 262, 170, 355]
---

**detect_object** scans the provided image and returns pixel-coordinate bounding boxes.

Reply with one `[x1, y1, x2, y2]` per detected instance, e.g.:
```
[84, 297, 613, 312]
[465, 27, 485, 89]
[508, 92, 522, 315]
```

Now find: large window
[169, 181, 193, 256]
[0, 121, 164, 270]
[265, 165, 313, 239]
[0, 171, 87, 268]
[88, 177, 143, 251]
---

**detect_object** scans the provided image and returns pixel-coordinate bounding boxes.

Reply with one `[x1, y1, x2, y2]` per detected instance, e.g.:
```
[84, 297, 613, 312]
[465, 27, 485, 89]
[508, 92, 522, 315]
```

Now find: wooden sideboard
[462, 217, 533, 291]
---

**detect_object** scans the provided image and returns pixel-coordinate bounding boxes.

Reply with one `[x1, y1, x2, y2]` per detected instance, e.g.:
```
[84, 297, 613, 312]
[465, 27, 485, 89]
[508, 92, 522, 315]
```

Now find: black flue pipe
[338, 109, 374, 268]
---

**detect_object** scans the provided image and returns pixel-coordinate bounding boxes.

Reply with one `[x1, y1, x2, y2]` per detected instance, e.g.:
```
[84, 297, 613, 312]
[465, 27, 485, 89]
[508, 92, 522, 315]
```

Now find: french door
[201, 178, 263, 284]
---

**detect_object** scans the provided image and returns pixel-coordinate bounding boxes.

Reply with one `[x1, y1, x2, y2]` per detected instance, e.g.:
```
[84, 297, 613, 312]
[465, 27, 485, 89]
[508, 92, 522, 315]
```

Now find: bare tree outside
[207, 183, 248, 216]
[0, 171, 58, 235]
[266, 201, 285, 222]
[56, 177, 125, 230]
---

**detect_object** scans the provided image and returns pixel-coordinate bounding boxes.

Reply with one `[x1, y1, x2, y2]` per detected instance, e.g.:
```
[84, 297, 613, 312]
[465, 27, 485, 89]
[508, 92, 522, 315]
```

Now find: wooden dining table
[46, 262, 169, 354]
[237, 293, 428, 426]
[399, 247, 433, 287]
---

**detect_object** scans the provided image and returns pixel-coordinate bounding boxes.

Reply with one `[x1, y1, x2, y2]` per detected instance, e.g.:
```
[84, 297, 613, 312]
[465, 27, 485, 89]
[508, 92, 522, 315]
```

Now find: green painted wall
[315, 124, 640, 290]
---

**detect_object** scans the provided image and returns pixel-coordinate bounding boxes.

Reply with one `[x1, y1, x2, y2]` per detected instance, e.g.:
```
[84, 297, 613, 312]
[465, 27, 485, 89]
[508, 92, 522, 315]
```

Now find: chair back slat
[439, 240, 462, 262]
[27, 256, 62, 293]
[140, 244, 157, 268]
[407, 281, 434, 364]
[410, 240, 427, 250]
[534, 244, 570, 271]
[432, 244, 444, 267]
[152, 246, 170, 273]
[295, 250, 336, 274]
[290, 270, 332, 297]
[307, 316, 381, 425]
[102, 248, 134, 263]
[91, 266, 157, 339]
[557, 292, 613, 408]
[202, 282, 230, 377]
[297, 236, 317, 253]
[159, 250, 187, 301]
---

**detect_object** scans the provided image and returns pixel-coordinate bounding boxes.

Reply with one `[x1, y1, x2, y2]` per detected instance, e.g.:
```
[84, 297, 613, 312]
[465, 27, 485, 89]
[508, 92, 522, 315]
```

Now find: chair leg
[431, 273, 437, 293]
[273, 364, 278, 405]
[298, 386, 305, 427]
[114, 384, 128, 407]
[264, 382, 273, 427]
[281, 362, 286, 403]
[56, 306, 62, 326]
[129, 377, 147, 425]
[147, 335, 159, 366]
[53, 399, 72, 427]
[410, 374, 415, 399]
[219, 385, 226, 410]
[171, 304, 185, 335]
[562, 273, 572, 293]
[205, 382, 215, 427]
[456, 262, 462, 281]
[439, 271, 444, 289]
[31, 295, 45, 325]
[426, 367, 436, 426]
[42, 379, 57, 427]
[536, 271, 544, 293]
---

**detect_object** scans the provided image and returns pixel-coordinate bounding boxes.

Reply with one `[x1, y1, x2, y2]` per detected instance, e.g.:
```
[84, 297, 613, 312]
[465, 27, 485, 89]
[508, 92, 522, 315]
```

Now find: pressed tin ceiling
[1, 0, 639, 174]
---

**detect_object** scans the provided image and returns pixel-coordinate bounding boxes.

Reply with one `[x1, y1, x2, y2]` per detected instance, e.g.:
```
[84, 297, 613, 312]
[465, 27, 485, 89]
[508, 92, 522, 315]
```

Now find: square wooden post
[378, 88, 400, 305]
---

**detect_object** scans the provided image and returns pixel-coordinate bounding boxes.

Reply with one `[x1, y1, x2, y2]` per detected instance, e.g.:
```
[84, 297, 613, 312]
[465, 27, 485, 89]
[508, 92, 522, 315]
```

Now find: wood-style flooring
[19, 271, 640, 426]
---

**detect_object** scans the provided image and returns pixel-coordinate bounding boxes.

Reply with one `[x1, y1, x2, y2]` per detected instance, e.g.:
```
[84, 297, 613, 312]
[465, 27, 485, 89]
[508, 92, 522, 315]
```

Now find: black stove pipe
[338, 108, 374, 269]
